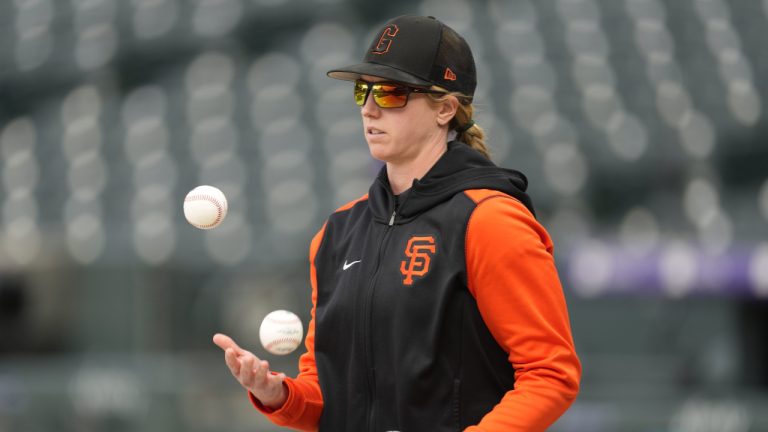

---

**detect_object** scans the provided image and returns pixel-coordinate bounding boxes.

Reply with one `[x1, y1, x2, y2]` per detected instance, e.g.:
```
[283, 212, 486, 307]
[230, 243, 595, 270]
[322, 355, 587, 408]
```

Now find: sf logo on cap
[400, 235, 436, 286]
[372, 24, 399, 54]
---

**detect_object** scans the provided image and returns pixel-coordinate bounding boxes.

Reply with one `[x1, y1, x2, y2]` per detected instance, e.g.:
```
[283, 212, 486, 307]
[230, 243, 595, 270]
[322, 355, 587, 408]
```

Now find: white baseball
[259, 310, 303, 355]
[183, 185, 228, 229]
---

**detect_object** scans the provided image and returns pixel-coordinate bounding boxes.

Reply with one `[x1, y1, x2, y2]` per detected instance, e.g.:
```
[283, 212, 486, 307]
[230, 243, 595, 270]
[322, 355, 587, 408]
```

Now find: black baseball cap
[327, 15, 477, 101]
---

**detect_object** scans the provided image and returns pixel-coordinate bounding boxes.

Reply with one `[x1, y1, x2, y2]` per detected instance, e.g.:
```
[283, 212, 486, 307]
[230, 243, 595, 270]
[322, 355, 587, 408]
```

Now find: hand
[213, 333, 288, 409]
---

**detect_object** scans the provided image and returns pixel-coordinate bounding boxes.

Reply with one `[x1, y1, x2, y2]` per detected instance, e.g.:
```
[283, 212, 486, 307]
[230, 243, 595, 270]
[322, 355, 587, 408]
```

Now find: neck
[386, 133, 448, 195]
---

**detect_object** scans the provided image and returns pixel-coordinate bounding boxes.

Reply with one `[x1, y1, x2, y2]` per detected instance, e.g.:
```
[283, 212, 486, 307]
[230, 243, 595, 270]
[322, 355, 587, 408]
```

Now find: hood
[368, 141, 535, 224]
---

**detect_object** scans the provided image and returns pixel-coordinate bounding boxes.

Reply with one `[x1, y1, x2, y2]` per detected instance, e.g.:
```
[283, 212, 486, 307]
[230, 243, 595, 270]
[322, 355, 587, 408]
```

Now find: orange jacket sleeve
[248, 223, 326, 431]
[463, 190, 581, 432]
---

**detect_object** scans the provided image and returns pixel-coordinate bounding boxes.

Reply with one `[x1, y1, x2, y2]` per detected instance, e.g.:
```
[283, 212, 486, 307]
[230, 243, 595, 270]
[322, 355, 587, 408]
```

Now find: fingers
[217, 334, 263, 387]
[257, 361, 287, 390]
[259, 360, 273, 384]
[267, 370, 287, 385]
[251, 359, 271, 388]
[239, 355, 255, 387]
[239, 357, 271, 391]
[224, 348, 241, 376]
[215, 333, 286, 401]
[213, 333, 242, 354]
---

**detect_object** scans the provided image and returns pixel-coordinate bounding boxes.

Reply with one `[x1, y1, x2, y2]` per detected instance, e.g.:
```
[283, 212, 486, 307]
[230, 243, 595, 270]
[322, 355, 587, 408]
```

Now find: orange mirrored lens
[372, 84, 408, 108]
[354, 81, 409, 108]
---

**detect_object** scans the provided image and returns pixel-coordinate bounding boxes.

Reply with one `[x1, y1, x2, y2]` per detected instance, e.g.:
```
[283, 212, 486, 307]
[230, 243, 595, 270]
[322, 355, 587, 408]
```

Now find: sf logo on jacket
[400, 235, 436, 286]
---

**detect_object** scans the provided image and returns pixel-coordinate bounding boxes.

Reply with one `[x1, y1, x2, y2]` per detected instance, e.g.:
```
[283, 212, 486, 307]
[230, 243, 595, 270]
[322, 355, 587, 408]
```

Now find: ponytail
[450, 101, 489, 160]
[428, 90, 491, 160]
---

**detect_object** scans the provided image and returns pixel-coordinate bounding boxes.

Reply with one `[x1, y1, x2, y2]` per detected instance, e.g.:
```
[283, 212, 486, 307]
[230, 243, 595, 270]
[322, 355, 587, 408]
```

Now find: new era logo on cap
[444, 67, 457, 81]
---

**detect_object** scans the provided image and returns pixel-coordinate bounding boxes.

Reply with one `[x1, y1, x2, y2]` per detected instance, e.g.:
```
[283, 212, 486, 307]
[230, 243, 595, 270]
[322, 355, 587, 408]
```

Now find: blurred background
[0, 0, 767, 430]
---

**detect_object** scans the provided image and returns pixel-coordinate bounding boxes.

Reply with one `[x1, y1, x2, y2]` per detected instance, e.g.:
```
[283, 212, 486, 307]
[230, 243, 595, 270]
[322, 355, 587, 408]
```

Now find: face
[358, 75, 452, 165]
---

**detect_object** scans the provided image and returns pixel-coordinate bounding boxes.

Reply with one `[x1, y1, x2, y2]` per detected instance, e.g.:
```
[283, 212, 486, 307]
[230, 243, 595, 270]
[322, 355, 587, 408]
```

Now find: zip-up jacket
[250, 141, 581, 431]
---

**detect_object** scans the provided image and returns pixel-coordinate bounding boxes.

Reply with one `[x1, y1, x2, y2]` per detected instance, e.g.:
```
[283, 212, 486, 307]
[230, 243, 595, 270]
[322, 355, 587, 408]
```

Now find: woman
[214, 15, 581, 431]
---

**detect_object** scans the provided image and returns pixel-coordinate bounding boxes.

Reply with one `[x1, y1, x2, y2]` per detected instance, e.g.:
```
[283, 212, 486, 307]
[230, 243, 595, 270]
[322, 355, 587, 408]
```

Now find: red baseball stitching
[265, 337, 301, 351]
[185, 194, 224, 228]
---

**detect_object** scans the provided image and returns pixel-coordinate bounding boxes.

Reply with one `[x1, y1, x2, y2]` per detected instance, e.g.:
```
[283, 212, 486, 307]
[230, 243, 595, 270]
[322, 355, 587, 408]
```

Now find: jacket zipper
[363, 209, 396, 432]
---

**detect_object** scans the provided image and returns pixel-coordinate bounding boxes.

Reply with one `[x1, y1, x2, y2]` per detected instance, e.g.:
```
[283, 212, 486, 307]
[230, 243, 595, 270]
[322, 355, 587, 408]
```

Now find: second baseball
[260, 310, 303, 355]
[183, 185, 228, 229]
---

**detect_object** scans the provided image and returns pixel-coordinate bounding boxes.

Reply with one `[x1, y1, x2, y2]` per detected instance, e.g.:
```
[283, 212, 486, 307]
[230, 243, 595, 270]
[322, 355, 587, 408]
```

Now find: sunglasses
[354, 79, 447, 108]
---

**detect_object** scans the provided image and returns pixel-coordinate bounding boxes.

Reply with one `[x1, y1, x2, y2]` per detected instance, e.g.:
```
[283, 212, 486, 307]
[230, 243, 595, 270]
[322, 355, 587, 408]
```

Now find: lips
[366, 126, 385, 135]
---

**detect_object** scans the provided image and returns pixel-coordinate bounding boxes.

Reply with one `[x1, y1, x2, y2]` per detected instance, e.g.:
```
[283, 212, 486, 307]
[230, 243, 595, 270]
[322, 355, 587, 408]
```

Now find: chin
[366, 142, 393, 163]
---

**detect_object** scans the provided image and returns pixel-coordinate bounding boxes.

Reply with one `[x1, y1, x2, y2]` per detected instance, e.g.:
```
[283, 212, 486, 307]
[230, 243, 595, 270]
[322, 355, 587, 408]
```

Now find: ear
[436, 95, 459, 127]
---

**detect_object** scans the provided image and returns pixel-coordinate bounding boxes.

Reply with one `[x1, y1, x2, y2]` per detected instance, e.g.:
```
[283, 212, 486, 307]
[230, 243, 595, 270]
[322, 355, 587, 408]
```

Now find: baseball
[259, 310, 304, 355]
[183, 185, 228, 229]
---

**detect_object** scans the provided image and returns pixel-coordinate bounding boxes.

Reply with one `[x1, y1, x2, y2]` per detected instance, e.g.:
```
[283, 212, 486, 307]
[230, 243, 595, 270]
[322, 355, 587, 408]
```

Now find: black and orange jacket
[251, 142, 581, 431]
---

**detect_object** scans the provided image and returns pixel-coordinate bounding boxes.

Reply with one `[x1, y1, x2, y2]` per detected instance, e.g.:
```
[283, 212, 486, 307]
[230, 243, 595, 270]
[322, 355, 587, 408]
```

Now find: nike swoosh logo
[343, 260, 362, 270]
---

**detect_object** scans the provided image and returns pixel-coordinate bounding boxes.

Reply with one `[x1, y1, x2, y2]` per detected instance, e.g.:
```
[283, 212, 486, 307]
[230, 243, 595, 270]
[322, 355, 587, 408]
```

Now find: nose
[361, 90, 381, 118]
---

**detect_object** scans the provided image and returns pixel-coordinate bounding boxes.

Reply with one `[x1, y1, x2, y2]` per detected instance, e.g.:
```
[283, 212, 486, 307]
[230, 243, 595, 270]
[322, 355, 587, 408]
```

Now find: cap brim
[327, 62, 433, 87]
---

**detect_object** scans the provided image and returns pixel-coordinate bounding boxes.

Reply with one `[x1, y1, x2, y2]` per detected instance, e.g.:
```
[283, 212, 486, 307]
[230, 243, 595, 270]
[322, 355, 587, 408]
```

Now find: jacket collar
[368, 141, 534, 224]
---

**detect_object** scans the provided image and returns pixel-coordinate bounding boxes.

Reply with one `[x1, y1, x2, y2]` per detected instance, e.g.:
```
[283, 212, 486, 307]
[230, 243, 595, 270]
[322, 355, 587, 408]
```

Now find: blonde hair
[427, 89, 490, 160]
